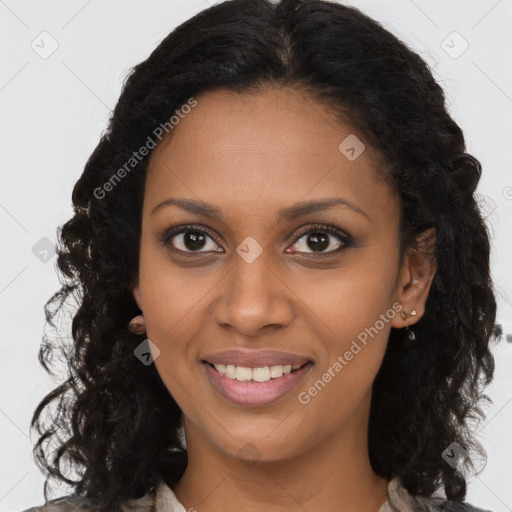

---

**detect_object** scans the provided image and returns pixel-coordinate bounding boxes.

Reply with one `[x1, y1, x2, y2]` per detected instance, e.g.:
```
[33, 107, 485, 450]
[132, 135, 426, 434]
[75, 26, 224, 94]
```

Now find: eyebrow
[150, 196, 370, 222]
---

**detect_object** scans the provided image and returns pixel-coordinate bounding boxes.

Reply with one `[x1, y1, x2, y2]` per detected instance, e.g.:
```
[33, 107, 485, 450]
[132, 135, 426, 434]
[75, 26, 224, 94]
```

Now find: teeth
[253, 366, 270, 382]
[211, 363, 304, 382]
[236, 366, 253, 381]
[270, 365, 283, 379]
[226, 364, 236, 379]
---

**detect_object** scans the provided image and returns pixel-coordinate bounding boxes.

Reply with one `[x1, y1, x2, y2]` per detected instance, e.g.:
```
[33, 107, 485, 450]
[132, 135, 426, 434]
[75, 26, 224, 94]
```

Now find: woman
[23, 0, 500, 511]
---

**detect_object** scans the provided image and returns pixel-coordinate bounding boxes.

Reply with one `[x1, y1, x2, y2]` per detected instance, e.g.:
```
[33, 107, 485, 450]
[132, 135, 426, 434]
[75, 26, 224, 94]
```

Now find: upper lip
[202, 349, 312, 368]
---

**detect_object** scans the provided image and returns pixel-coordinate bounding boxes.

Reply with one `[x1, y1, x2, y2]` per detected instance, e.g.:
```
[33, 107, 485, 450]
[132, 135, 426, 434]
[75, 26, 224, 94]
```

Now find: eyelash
[160, 223, 353, 257]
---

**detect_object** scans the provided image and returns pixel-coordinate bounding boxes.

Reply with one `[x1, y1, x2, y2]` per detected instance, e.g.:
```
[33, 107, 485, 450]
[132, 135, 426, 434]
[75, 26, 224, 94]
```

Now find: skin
[132, 87, 437, 512]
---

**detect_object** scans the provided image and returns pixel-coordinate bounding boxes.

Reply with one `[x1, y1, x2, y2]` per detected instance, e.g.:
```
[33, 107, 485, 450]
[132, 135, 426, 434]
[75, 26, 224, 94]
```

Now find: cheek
[137, 251, 206, 384]
[291, 252, 398, 344]
[139, 243, 214, 336]
[291, 247, 397, 391]
[293, 273, 392, 432]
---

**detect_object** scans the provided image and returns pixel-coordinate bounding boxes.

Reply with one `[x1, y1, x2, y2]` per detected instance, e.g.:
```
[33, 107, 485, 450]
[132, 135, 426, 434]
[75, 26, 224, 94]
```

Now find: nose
[212, 251, 294, 337]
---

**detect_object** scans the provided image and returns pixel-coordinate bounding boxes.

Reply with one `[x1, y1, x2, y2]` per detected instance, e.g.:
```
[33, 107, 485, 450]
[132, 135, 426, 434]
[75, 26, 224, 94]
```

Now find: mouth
[201, 360, 314, 407]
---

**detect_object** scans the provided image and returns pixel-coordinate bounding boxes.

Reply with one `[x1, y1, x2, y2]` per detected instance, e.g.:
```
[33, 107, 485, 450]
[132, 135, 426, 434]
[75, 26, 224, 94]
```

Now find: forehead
[144, 87, 396, 224]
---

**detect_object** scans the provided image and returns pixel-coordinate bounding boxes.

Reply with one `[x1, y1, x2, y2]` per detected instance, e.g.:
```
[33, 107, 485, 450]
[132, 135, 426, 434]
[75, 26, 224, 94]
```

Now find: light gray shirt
[20, 476, 493, 512]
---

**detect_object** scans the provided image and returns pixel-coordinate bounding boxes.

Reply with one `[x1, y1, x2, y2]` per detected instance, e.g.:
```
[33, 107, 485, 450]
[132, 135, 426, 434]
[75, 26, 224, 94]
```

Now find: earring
[128, 314, 146, 335]
[400, 309, 417, 341]
[400, 309, 417, 320]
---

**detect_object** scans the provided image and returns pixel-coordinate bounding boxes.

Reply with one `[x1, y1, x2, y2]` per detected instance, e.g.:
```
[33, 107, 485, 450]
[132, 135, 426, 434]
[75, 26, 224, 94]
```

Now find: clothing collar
[152, 476, 433, 512]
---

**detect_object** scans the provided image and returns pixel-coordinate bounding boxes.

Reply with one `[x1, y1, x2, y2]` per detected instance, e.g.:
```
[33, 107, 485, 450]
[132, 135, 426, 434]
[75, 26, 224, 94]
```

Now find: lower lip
[202, 361, 313, 407]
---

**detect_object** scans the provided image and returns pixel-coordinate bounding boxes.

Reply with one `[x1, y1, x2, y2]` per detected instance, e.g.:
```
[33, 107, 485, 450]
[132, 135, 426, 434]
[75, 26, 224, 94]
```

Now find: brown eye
[162, 225, 223, 254]
[288, 224, 352, 255]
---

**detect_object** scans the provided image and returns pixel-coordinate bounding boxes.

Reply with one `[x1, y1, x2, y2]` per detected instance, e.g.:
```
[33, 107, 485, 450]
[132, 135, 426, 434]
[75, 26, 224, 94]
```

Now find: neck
[173, 391, 389, 512]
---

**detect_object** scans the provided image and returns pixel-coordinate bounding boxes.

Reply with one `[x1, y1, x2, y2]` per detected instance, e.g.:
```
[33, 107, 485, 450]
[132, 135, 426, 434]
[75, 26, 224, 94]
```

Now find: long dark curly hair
[31, 0, 502, 510]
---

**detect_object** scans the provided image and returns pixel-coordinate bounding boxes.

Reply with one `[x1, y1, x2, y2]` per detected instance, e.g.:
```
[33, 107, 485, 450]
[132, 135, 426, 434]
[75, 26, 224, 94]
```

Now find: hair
[31, 0, 502, 510]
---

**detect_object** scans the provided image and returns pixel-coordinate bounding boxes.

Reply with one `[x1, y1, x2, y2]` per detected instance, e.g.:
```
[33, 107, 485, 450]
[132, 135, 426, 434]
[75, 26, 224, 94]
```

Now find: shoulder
[415, 496, 493, 512]
[384, 477, 495, 512]
[19, 491, 155, 512]
[19, 495, 90, 512]
[414, 494, 495, 512]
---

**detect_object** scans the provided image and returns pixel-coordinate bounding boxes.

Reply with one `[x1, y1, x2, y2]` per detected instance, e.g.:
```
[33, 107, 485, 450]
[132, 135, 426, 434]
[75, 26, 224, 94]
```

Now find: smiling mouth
[202, 359, 314, 407]
[202, 360, 312, 383]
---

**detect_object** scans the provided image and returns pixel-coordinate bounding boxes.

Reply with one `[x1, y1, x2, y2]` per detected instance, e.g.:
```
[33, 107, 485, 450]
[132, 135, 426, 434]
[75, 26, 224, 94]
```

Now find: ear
[390, 227, 437, 329]
[132, 280, 143, 311]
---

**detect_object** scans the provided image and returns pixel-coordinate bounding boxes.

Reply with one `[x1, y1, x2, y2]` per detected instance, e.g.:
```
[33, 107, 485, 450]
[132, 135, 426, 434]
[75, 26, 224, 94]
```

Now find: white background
[1, 1, 511, 511]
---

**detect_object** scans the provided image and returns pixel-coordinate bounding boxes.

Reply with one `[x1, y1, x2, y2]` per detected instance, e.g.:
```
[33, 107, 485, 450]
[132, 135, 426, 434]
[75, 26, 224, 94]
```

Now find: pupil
[308, 232, 329, 252]
[185, 231, 206, 251]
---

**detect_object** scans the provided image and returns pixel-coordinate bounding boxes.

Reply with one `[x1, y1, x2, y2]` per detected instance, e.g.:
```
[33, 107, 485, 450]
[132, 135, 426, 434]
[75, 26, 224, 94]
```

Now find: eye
[161, 224, 223, 254]
[287, 224, 352, 256]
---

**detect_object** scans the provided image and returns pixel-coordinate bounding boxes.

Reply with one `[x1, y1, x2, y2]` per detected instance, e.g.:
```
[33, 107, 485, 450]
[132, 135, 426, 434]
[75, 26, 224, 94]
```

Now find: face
[132, 87, 435, 464]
